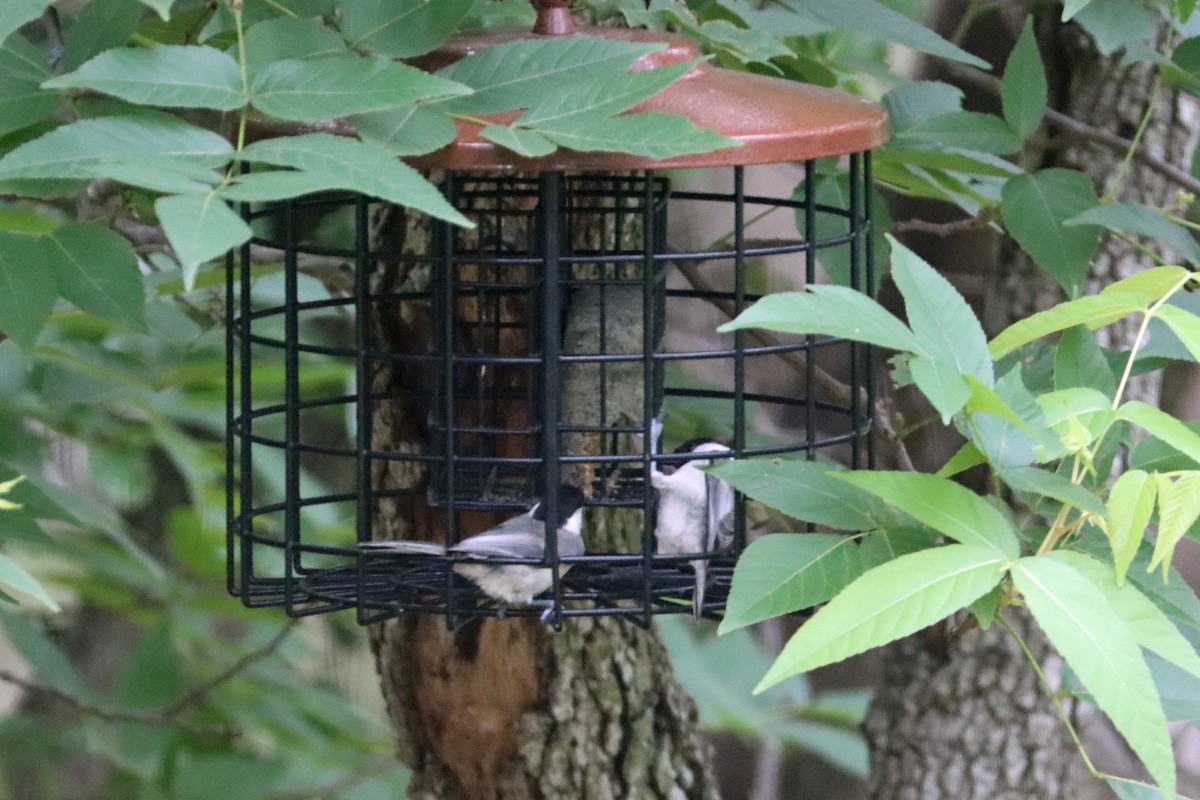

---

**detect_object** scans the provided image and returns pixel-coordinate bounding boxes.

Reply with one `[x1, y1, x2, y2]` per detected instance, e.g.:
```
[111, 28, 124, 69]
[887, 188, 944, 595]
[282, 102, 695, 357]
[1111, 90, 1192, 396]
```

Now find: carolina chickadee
[360, 484, 586, 620]
[649, 426, 735, 619]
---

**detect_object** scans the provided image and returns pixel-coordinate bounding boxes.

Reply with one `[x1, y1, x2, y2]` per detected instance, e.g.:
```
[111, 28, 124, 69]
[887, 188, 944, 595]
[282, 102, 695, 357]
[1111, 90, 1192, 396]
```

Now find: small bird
[360, 484, 586, 620]
[649, 424, 735, 619]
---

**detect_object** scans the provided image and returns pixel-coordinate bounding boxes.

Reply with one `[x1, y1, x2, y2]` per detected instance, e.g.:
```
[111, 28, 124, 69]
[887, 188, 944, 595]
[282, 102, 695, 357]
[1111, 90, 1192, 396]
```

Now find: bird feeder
[226, 3, 887, 628]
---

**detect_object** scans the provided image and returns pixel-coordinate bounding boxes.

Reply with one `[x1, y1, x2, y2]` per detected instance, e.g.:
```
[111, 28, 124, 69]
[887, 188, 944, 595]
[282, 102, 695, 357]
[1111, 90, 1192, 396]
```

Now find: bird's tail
[692, 560, 707, 620]
[359, 540, 446, 556]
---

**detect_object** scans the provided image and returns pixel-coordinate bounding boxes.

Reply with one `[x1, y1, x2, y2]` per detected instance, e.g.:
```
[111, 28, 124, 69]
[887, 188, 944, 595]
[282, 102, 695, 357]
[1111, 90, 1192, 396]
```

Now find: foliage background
[1, 0, 1199, 798]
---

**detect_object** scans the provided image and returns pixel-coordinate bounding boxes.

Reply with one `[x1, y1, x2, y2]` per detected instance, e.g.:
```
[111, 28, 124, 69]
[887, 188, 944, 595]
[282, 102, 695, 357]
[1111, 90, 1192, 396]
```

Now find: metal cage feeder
[226, 14, 888, 628]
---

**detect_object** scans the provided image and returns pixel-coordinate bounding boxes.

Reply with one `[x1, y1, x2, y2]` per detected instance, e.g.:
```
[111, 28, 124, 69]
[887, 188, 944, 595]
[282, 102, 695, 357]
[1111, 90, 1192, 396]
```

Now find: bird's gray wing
[359, 540, 445, 556]
[449, 530, 545, 560]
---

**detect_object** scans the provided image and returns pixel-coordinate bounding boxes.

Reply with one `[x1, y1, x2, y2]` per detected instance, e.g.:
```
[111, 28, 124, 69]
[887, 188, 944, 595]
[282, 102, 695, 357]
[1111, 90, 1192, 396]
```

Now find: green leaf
[1054, 325, 1116, 394]
[910, 355, 969, 423]
[519, 60, 696, 127]
[774, 0, 987, 68]
[1001, 19, 1047, 139]
[0, 553, 59, 612]
[1062, 0, 1098, 20]
[1036, 387, 1115, 445]
[217, 169, 351, 202]
[963, 374, 1030, 428]
[242, 16, 347, 78]
[1068, 201, 1200, 266]
[61, 0, 146, 74]
[353, 105, 457, 155]
[0, 231, 53, 349]
[1119, 400, 1200, 465]
[1132, 423, 1200, 472]
[1150, 473, 1200, 578]
[41, 223, 145, 330]
[250, 54, 470, 122]
[44, 45, 244, 111]
[1107, 470, 1157, 584]
[0, 0, 54, 46]
[1109, 778, 1197, 800]
[989, 293, 1147, 359]
[437, 36, 663, 115]
[1156, 305, 1200, 363]
[155, 193, 251, 291]
[1000, 169, 1101, 294]
[1104, 266, 1193, 304]
[534, 111, 736, 159]
[896, 112, 1022, 155]
[936, 441, 986, 478]
[720, 534, 862, 633]
[339, 0, 474, 58]
[479, 125, 556, 157]
[969, 582, 1003, 630]
[718, 285, 921, 353]
[0, 37, 59, 133]
[1013, 555, 1175, 796]
[889, 235, 993, 384]
[756, 545, 1006, 691]
[1049, 550, 1200, 680]
[135, 0, 173, 19]
[0, 113, 233, 181]
[1075, 0, 1157, 55]
[237, 133, 471, 226]
[835, 471, 1020, 558]
[999, 465, 1105, 516]
[881, 81, 963, 134]
[706, 459, 886, 531]
[857, 527, 936, 571]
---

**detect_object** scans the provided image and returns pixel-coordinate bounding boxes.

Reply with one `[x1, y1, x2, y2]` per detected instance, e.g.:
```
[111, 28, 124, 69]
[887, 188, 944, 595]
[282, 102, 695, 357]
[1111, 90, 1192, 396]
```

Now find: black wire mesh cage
[225, 156, 876, 628]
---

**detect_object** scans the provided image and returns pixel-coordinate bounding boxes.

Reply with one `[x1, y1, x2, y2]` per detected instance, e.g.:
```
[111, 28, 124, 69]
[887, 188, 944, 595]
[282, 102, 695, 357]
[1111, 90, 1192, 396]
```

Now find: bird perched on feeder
[359, 484, 585, 621]
[648, 421, 735, 619]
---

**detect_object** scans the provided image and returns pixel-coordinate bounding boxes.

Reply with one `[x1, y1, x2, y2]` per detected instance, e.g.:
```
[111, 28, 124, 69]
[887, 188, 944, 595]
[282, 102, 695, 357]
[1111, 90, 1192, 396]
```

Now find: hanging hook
[531, 0, 576, 35]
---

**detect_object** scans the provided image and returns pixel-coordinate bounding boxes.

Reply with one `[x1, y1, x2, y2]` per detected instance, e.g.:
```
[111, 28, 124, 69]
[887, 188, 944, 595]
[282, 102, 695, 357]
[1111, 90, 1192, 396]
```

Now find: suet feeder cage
[226, 2, 887, 628]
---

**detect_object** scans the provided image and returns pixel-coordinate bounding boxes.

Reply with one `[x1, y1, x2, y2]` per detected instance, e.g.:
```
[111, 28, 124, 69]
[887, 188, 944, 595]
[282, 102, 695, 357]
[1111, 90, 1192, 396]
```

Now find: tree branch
[942, 62, 1200, 197]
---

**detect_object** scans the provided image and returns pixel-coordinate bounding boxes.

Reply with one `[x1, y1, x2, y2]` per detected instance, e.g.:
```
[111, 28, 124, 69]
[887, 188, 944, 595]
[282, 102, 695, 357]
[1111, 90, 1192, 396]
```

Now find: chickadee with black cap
[360, 484, 585, 621]
[648, 421, 735, 619]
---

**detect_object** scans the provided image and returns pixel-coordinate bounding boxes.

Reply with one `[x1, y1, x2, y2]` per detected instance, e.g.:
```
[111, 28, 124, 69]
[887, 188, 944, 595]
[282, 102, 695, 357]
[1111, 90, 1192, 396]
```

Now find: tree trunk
[865, 612, 1073, 799]
[366, 193, 720, 800]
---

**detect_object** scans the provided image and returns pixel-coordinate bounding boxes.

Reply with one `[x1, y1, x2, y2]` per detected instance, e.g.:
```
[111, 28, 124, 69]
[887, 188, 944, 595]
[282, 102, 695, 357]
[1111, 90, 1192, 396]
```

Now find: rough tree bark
[365, 187, 720, 800]
[867, 10, 1199, 800]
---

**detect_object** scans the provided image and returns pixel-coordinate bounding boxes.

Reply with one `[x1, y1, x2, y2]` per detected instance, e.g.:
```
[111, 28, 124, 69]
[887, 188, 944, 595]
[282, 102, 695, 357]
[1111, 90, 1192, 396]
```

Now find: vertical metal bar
[847, 154, 862, 470]
[354, 197, 373, 620]
[803, 161, 817, 462]
[283, 201, 301, 613]
[864, 152, 877, 470]
[732, 167, 747, 553]
[238, 200, 254, 600]
[440, 175, 459, 628]
[539, 172, 564, 629]
[225, 249, 236, 596]
[641, 171, 657, 627]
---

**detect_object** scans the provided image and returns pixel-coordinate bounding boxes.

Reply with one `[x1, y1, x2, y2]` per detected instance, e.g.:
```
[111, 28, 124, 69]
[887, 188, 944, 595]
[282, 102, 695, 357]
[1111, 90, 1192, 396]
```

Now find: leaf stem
[1112, 271, 1196, 409]
[996, 611, 1099, 778]
[1102, 84, 1161, 203]
[234, 3, 250, 156]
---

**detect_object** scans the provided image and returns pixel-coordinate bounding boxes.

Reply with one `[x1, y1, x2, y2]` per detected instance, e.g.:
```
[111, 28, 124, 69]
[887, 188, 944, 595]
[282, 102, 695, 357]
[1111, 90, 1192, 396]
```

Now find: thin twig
[0, 667, 235, 738]
[891, 215, 990, 238]
[0, 620, 297, 738]
[167, 619, 299, 715]
[942, 62, 1200, 197]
